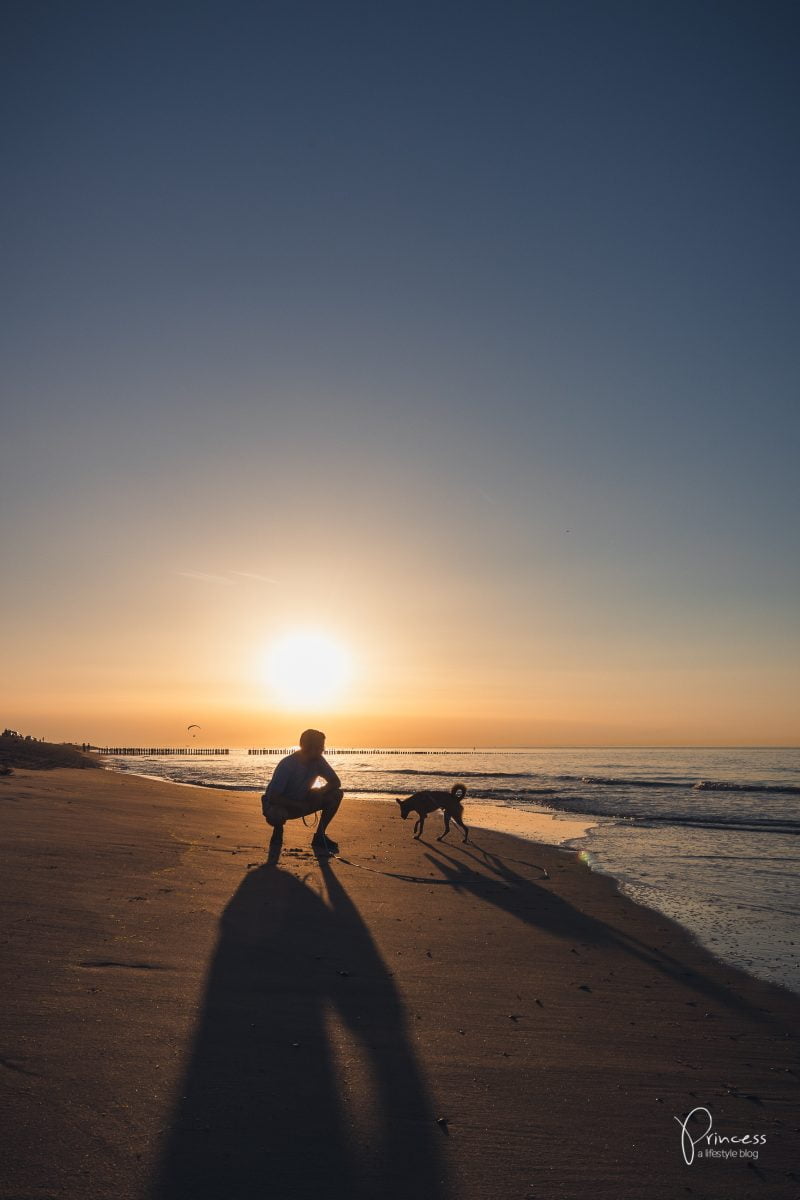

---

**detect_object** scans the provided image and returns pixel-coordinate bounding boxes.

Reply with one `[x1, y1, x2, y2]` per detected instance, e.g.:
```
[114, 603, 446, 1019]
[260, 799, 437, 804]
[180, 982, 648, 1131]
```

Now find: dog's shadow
[409, 836, 784, 1029]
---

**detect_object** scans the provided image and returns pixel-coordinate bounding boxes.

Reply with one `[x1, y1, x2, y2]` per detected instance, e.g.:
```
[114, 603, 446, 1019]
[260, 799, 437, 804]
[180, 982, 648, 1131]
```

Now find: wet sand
[1, 767, 798, 1199]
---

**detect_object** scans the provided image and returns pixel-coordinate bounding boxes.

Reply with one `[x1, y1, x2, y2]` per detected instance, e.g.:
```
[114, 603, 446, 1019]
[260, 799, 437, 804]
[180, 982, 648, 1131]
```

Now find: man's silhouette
[261, 728, 343, 857]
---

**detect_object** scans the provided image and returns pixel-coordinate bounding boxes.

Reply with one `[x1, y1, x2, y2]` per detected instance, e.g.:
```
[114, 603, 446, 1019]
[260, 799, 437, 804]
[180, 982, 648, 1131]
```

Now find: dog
[396, 783, 469, 842]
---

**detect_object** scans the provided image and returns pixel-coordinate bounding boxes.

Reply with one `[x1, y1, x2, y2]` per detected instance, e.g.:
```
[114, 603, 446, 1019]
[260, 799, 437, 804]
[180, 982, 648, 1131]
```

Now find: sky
[1, 0, 798, 746]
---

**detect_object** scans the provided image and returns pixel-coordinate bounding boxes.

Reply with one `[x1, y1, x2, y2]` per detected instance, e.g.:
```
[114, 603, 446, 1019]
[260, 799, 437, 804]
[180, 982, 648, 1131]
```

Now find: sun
[263, 631, 352, 710]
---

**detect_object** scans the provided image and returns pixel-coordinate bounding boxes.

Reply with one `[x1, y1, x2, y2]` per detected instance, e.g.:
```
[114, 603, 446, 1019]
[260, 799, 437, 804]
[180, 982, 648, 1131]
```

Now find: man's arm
[317, 757, 341, 789]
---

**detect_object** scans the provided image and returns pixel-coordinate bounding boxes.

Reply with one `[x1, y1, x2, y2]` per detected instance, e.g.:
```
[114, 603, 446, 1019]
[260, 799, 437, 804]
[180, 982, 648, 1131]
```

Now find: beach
[105, 745, 800, 996]
[2, 766, 798, 1199]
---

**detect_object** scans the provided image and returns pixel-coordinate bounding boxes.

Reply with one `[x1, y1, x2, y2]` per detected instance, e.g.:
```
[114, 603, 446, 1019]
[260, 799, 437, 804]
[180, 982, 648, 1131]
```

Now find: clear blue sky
[1, 1, 798, 744]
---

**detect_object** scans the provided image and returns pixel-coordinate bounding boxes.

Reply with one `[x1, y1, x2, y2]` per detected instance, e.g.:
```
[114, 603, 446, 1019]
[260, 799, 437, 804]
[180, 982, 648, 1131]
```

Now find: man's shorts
[263, 784, 341, 826]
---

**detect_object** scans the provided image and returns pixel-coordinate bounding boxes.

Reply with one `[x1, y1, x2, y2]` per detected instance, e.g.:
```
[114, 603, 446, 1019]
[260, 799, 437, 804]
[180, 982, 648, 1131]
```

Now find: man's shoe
[311, 834, 339, 855]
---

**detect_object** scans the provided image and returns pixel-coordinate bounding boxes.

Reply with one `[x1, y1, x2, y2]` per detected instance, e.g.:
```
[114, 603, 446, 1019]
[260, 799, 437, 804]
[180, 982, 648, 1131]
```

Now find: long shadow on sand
[151, 861, 449, 1200]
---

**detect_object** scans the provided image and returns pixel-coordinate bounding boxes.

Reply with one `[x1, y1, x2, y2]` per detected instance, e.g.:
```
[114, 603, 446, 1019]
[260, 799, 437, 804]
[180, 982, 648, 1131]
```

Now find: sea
[104, 746, 800, 996]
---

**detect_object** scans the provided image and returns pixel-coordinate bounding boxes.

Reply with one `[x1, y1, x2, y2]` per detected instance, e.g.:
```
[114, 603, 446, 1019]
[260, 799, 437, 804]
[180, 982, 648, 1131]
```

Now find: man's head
[299, 728, 326, 758]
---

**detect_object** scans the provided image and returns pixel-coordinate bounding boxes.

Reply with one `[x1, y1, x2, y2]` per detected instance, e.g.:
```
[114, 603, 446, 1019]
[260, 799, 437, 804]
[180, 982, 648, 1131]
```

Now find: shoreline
[3, 766, 798, 1198]
[102, 759, 799, 998]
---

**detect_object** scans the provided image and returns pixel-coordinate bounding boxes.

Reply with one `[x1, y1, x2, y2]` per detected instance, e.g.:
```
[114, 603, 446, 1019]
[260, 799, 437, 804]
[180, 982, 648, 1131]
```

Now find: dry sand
[1, 767, 798, 1199]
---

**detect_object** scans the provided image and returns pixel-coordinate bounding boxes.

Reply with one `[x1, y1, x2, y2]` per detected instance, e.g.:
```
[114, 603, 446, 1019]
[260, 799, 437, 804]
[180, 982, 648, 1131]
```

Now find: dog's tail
[450, 783, 467, 801]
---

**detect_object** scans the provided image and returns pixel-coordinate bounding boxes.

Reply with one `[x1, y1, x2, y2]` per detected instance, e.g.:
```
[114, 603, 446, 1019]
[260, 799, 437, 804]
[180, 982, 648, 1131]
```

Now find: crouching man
[261, 728, 343, 859]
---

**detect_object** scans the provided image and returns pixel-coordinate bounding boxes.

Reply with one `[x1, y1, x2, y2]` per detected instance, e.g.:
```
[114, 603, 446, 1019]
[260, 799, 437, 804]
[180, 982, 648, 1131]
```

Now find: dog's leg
[415, 812, 426, 840]
[438, 812, 451, 842]
[413, 816, 421, 838]
[454, 806, 470, 843]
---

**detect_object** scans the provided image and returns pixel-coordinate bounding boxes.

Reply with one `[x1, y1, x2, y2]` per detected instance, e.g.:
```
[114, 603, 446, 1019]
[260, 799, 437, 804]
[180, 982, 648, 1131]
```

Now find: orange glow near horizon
[2, 547, 798, 749]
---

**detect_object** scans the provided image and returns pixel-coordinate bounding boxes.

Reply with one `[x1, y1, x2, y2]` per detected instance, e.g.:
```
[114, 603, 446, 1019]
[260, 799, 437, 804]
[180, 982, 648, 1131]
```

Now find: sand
[1, 766, 798, 1200]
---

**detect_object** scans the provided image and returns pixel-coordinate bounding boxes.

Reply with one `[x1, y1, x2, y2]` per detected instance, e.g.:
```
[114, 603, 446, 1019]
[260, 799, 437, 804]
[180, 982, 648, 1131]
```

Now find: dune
[0, 734, 100, 773]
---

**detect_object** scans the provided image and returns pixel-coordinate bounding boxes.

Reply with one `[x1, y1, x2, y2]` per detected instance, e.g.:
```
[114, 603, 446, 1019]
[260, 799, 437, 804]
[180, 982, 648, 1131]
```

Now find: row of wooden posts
[246, 748, 505, 756]
[96, 748, 230, 756]
[95, 747, 518, 757]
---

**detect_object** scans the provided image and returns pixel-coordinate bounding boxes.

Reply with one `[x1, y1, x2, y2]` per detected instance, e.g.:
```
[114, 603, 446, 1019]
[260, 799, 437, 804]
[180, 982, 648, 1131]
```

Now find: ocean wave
[539, 794, 800, 833]
[579, 776, 678, 789]
[636, 816, 800, 834]
[167, 778, 256, 792]
[693, 780, 800, 795]
[562, 774, 800, 795]
[389, 768, 533, 779]
[343, 785, 560, 799]
[127, 777, 560, 800]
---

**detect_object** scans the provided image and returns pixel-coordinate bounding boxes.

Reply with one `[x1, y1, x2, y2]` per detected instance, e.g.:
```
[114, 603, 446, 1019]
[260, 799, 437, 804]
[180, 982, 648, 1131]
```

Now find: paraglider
[187, 724, 201, 739]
